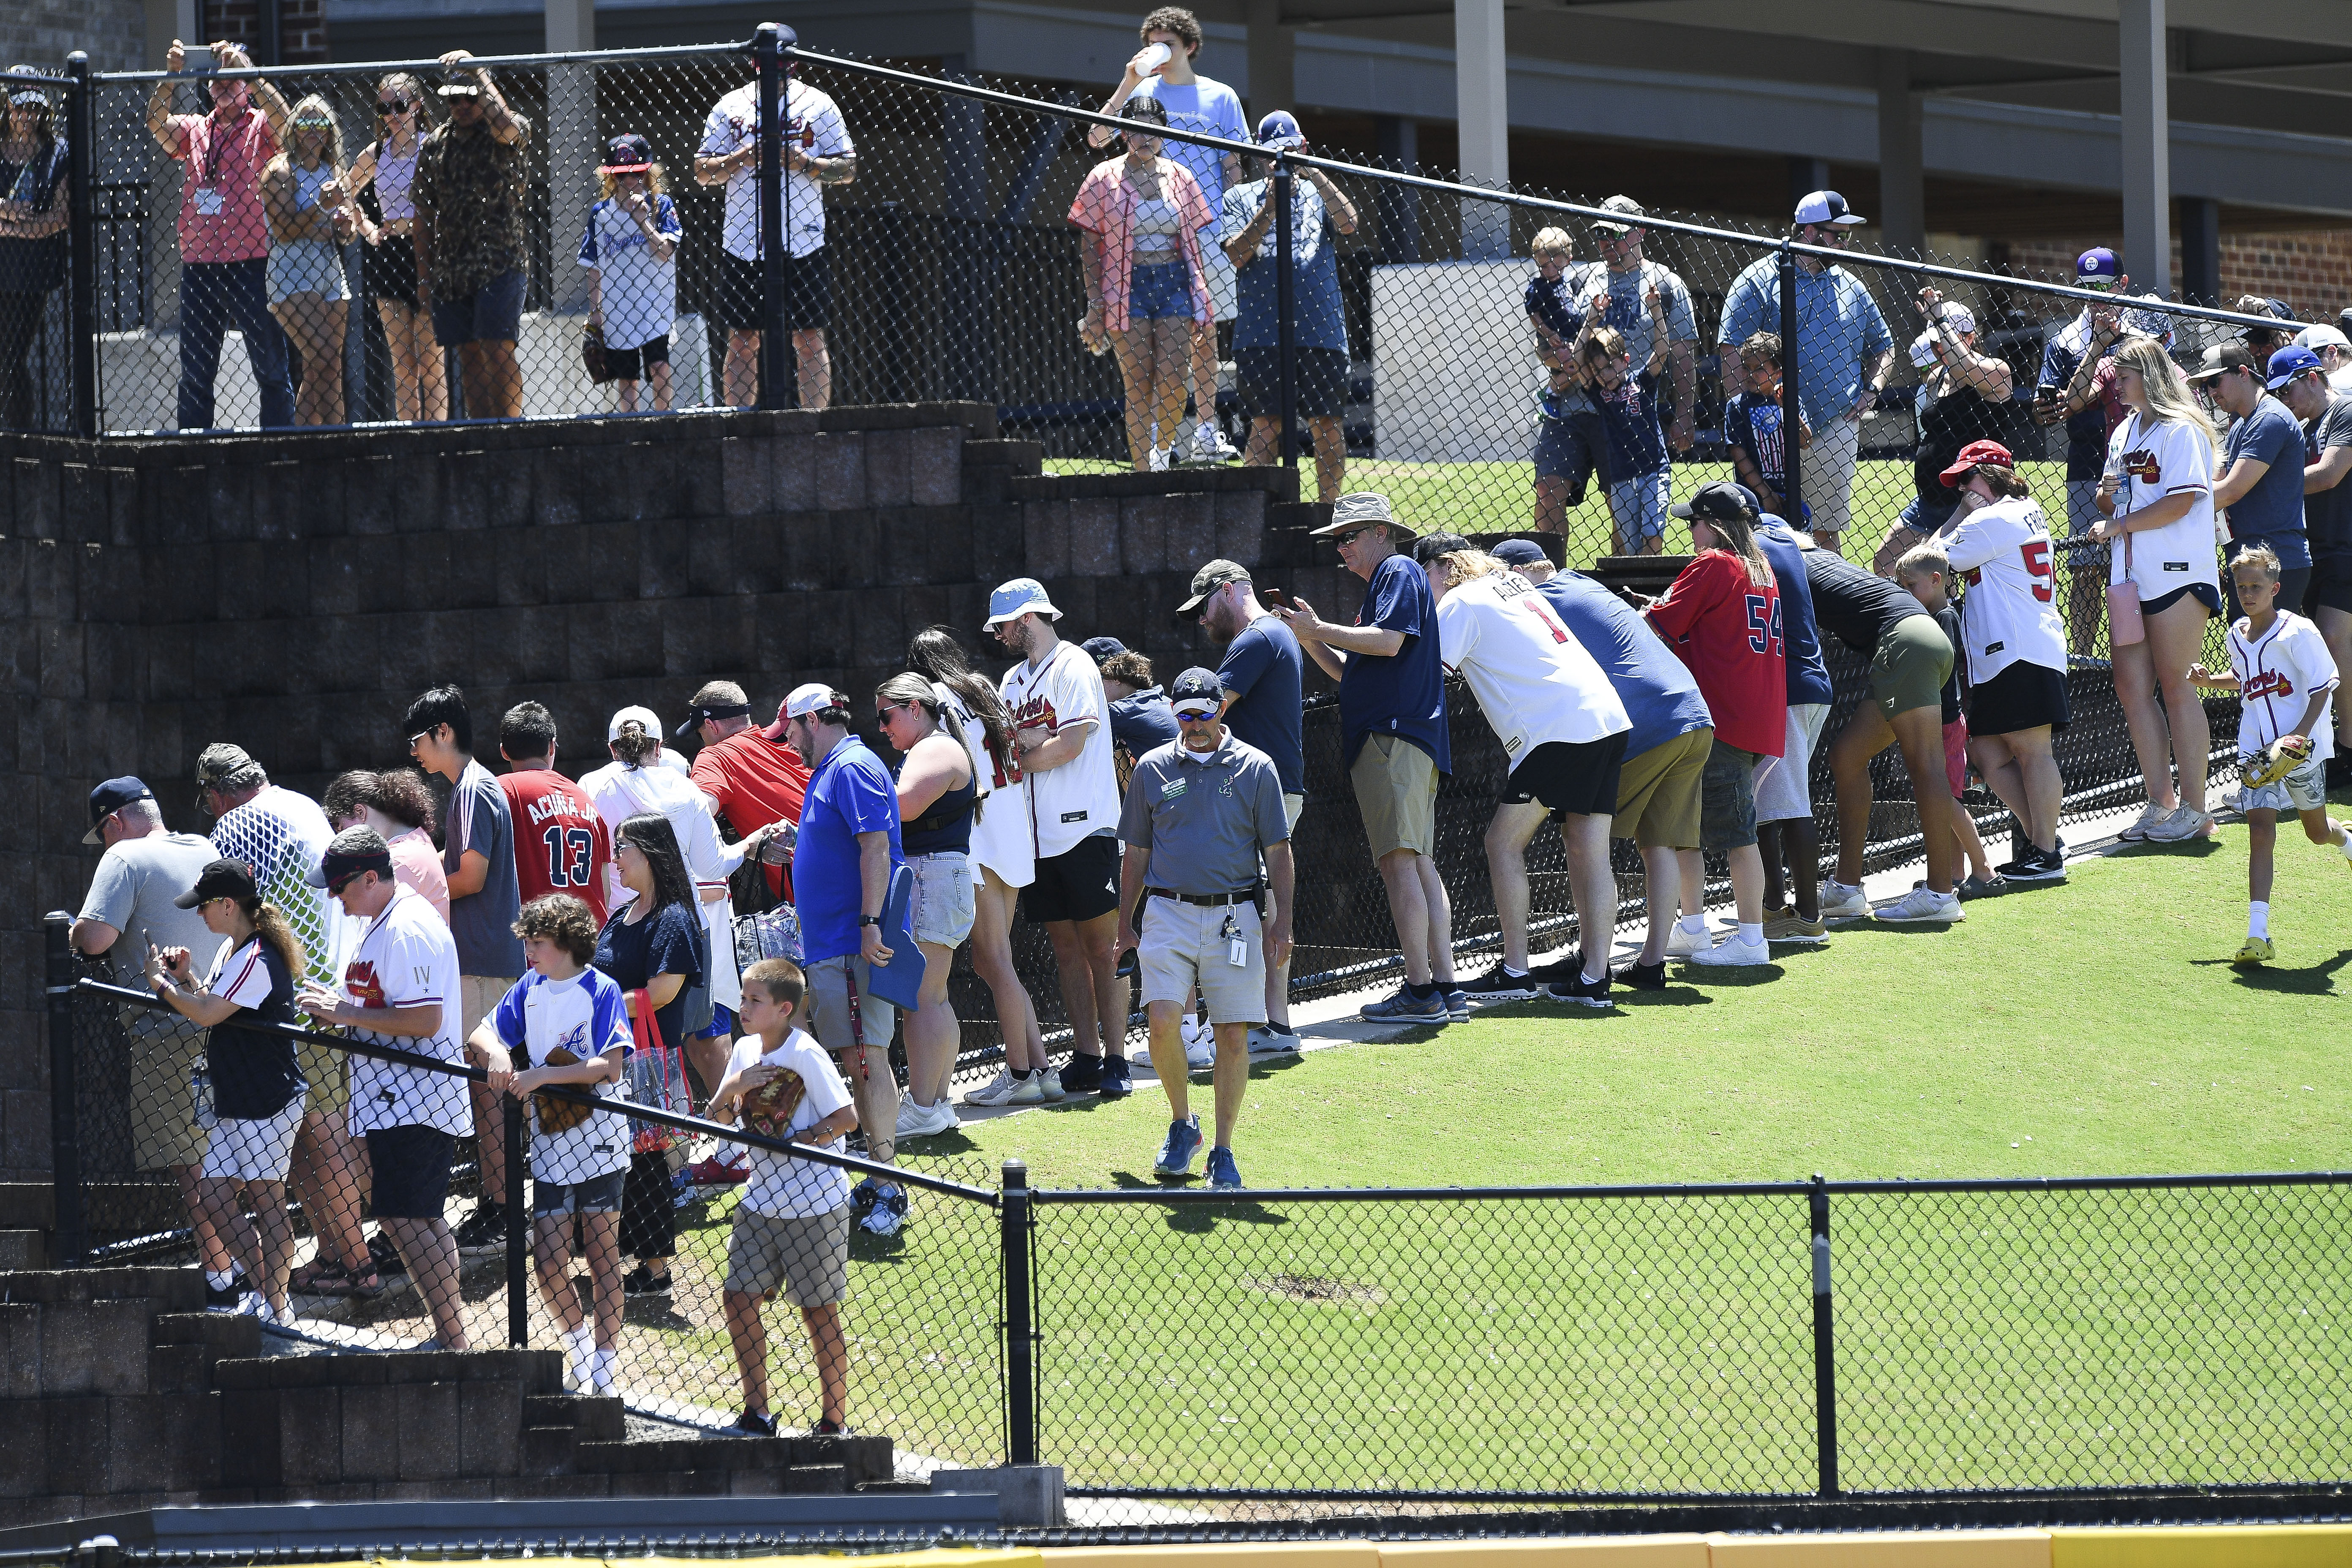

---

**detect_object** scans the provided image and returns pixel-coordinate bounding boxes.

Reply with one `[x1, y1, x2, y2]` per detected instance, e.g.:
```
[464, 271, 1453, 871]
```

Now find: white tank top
[292, 161, 333, 212]
[375, 144, 418, 222]
[1131, 194, 1180, 254]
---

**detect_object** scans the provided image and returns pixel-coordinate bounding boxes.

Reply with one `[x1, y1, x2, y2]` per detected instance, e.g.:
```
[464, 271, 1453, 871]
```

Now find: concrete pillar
[1786, 156, 1830, 222]
[1375, 115, 1419, 265]
[1876, 50, 1924, 258]
[1454, 0, 1508, 259]
[2178, 196, 2220, 307]
[545, 0, 597, 313]
[1244, 0, 1294, 120]
[2118, 0, 2171, 295]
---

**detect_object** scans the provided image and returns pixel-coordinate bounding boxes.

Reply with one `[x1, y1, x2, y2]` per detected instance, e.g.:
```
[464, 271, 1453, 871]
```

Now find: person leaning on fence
[2199, 342, 2314, 624]
[348, 74, 447, 424]
[1525, 227, 1611, 537]
[410, 50, 530, 421]
[1092, 644, 1181, 787]
[1274, 494, 1461, 1026]
[705, 957, 858, 1439]
[70, 777, 241, 1303]
[1073, 97, 1214, 474]
[2187, 544, 2352, 966]
[2238, 297, 2298, 363]
[261, 95, 356, 427]
[1716, 191, 1893, 556]
[874, 673, 978, 1141]
[2093, 335, 2224, 847]
[1890, 547, 2004, 898]
[2032, 247, 2136, 659]
[2274, 343, 2352, 772]
[142, 856, 307, 1331]
[473, 893, 634, 1396]
[1418, 535, 1630, 1009]
[0, 66, 70, 433]
[2298, 323, 2352, 395]
[1573, 310, 1675, 557]
[1871, 290, 2013, 580]
[1748, 504, 1836, 944]
[147, 39, 298, 431]
[323, 767, 449, 927]
[580, 133, 682, 414]
[1116, 668, 1295, 1192]
[299, 827, 472, 1350]
[688, 691, 813, 916]
[695, 54, 855, 412]
[1723, 332, 1810, 522]
[1220, 109, 1358, 501]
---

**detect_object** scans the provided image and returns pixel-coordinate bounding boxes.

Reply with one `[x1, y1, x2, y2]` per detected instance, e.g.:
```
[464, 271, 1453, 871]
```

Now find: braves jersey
[1644, 549, 1787, 757]
[1940, 496, 2069, 686]
[341, 884, 472, 1137]
[2227, 611, 2338, 765]
[501, 768, 612, 925]
[1435, 569, 1629, 764]
[2106, 412, 2220, 599]
[1000, 640, 1122, 861]
[489, 965, 633, 1185]
[699, 80, 852, 261]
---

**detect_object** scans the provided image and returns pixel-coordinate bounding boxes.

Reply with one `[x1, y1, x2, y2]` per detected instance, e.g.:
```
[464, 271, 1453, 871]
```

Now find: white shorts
[1139, 896, 1266, 1027]
[969, 779, 1034, 890]
[2240, 751, 2329, 816]
[1752, 702, 1831, 823]
[1198, 237, 1237, 323]
[201, 1090, 308, 1183]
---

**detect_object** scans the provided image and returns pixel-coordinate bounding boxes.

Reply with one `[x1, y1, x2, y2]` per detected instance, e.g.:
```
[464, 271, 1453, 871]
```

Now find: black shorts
[2142, 581, 2222, 619]
[1533, 409, 1609, 507]
[604, 333, 671, 380]
[1021, 833, 1121, 926]
[720, 249, 830, 333]
[1238, 345, 1349, 420]
[2311, 558, 2352, 615]
[1965, 659, 2071, 738]
[429, 266, 526, 348]
[1500, 735, 1627, 820]
[365, 1124, 456, 1220]
[364, 232, 420, 308]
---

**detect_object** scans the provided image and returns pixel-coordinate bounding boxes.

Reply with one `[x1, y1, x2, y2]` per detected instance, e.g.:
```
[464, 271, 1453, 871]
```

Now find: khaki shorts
[128, 1025, 210, 1171]
[462, 975, 517, 1042]
[805, 953, 898, 1059]
[726, 1206, 851, 1304]
[1611, 726, 1711, 850]
[1350, 736, 1438, 860]
[1139, 896, 1267, 1027]
[1872, 615, 1955, 721]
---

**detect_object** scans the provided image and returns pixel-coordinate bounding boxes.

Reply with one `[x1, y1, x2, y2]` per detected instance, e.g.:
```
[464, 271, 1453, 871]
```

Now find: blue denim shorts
[1607, 468, 1671, 543]
[1128, 260, 1191, 321]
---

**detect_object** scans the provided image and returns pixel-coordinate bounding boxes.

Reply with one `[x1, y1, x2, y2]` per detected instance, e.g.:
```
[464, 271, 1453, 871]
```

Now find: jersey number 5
[542, 825, 596, 889]
[1745, 593, 1784, 656]
[2021, 539, 2054, 603]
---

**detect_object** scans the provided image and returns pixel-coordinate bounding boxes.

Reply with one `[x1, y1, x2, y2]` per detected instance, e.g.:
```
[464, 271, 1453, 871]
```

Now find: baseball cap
[784, 682, 850, 721]
[1590, 194, 1645, 235]
[1793, 190, 1865, 228]
[598, 133, 653, 174]
[1492, 539, 1548, 567]
[2267, 345, 2325, 390]
[2296, 324, 2349, 353]
[193, 741, 261, 808]
[1909, 331, 1939, 370]
[1168, 668, 1223, 708]
[607, 705, 664, 742]
[2186, 342, 2257, 382]
[1255, 110, 1304, 150]
[985, 577, 1062, 626]
[675, 682, 751, 739]
[1938, 439, 2014, 487]
[307, 826, 394, 890]
[1309, 491, 1416, 539]
[174, 858, 258, 909]
[1410, 531, 1473, 562]
[1176, 558, 1252, 615]
[6, 66, 48, 107]
[1934, 303, 1977, 336]
[1079, 636, 1128, 664]
[83, 776, 154, 845]
[1670, 481, 1759, 524]
[2076, 247, 2120, 281]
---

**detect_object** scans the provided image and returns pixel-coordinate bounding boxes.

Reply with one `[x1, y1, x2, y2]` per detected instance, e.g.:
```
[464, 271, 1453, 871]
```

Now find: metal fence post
[754, 23, 793, 410]
[65, 54, 98, 439]
[1274, 155, 1296, 472]
[1777, 238, 1802, 521]
[504, 1103, 528, 1348]
[1808, 1172, 1839, 1497]
[45, 913, 84, 1266]
[1001, 1157, 1037, 1466]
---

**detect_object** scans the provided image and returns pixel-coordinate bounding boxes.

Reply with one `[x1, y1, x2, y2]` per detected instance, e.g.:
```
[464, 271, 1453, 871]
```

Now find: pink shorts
[1942, 718, 1968, 797]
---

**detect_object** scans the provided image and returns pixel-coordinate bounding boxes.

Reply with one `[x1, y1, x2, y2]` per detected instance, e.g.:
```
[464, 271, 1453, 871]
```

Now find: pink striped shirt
[170, 109, 278, 264]
[1068, 156, 1212, 333]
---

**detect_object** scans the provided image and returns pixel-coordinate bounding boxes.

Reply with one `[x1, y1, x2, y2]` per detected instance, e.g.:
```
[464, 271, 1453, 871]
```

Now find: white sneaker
[1877, 885, 1964, 924]
[1684, 931, 1771, 967]
[1247, 1023, 1301, 1055]
[1180, 1013, 1214, 1069]
[899, 1097, 956, 1137]
[259, 1300, 301, 1333]
[1007, 1071, 1045, 1105]
[1193, 422, 1239, 462]
[1663, 923, 1711, 959]
[1037, 1066, 1066, 1102]
[1147, 445, 1173, 472]
[2118, 801, 2169, 842]
[964, 1068, 1018, 1108]
[1818, 880, 1873, 924]
[2145, 804, 2213, 843]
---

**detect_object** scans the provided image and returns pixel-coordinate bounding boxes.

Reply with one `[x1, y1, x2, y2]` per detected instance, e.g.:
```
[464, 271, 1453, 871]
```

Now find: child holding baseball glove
[2188, 544, 2352, 964]
[705, 958, 858, 1437]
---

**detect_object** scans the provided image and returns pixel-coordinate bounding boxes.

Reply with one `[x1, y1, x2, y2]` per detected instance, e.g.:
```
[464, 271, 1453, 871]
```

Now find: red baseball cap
[1938, 439, 2014, 487]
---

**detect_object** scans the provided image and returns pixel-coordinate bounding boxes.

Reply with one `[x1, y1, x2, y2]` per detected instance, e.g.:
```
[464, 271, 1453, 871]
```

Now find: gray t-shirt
[444, 757, 523, 977]
[1117, 735, 1290, 897]
[2305, 394, 2352, 564]
[77, 831, 228, 1010]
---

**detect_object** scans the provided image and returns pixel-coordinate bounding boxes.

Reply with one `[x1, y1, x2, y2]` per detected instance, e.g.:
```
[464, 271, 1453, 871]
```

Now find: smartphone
[1260, 586, 1295, 611]
[185, 53, 216, 76]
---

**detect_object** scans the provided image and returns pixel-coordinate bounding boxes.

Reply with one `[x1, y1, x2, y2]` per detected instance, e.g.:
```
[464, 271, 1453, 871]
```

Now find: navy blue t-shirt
[1217, 614, 1306, 796]
[1536, 572, 1712, 758]
[1340, 552, 1449, 773]
[1524, 272, 1581, 343]
[593, 900, 703, 1053]
[1723, 392, 1797, 500]
[2037, 325, 2113, 482]
[1109, 686, 1181, 757]
[2223, 395, 2311, 570]
[208, 936, 304, 1120]
[1756, 520, 1835, 707]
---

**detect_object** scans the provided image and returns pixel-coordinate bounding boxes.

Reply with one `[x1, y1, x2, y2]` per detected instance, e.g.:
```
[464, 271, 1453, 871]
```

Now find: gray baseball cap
[1177, 559, 1252, 615]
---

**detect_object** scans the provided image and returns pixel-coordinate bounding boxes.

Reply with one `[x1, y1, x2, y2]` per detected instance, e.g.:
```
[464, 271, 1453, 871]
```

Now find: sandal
[289, 1256, 351, 1293]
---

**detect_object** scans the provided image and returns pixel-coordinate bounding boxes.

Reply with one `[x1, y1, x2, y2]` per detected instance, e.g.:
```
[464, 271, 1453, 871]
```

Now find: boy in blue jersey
[1722, 333, 1810, 520]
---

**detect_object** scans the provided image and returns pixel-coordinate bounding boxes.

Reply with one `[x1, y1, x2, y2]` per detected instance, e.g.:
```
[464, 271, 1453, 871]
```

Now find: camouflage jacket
[412, 113, 534, 298]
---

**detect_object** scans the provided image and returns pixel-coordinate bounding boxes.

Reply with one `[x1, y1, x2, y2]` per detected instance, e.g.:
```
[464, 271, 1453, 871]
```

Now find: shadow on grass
[2104, 837, 2225, 860]
[2189, 949, 2351, 995]
[1104, 1170, 1290, 1231]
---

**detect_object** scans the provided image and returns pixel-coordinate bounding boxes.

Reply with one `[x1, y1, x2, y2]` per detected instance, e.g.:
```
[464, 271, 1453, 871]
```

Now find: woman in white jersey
[2091, 335, 2224, 843]
[348, 74, 447, 422]
[1936, 440, 2072, 882]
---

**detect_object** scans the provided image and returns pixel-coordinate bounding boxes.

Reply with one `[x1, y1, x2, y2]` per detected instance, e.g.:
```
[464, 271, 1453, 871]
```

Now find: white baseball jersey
[698, 80, 853, 261]
[1940, 495, 2069, 685]
[727, 1027, 855, 1220]
[1435, 569, 1630, 764]
[2227, 611, 2338, 764]
[1001, 640, 1122, 862]
[2107, 412, 2221, 599]
[489, 966, 634, 1185]
[340, 884, 472, 1137]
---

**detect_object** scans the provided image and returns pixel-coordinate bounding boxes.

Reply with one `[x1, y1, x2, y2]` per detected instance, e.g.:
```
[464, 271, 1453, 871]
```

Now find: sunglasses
[407, 727, 435, 751]
[1334, 527, 1377, 547]
[377, 99, 411, 114]
[1174, 706, 1219, 722]
[292, 117, 331, 129]
[877, 700, 919, 718]
[326, 870, 368, 895]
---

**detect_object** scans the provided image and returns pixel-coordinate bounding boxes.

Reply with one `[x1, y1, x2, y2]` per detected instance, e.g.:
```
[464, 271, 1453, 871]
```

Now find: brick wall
[200, 0, 327, 66]
[0, 0, 145, 74]
[1993, 230, 2352, 322]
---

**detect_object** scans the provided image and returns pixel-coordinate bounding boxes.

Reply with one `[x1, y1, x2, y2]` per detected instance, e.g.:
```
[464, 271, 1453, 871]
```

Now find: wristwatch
[858, 915, 880, 926]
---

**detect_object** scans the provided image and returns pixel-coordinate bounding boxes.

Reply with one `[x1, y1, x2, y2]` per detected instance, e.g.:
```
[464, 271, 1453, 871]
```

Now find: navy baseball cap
[175, 858, 258, 909]
[84, 776, 154, 844]
[308, 826, 394, 890]
[1671, 481, 1759, 524]
[2076, 247, 2120, 281]
[1255, 110, 1304, 150]
[1168, 668, 1223, 708]
[598, 133, 654, 174]
[1793, 190, 1865, 227]
[1492, 539, 1548, 567]
[2267, 345, 2325, 389]
[1080, 636, 1128, 664]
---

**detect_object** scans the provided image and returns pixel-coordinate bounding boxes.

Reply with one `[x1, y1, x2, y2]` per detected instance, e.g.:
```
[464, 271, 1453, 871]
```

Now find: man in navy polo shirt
[1272, 492, 1457, 1025]
[783, 682, 909, 1237]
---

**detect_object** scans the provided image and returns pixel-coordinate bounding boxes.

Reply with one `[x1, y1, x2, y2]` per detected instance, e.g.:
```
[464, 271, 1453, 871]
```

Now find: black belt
[1147, 886, 1259, 907]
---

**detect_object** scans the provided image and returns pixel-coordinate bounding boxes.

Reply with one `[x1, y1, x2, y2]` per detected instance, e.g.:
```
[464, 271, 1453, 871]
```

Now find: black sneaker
[203, 1273, 249, 1311]
[453, 1203, 509, 1255]
[1612, 959, 1667, 991]
[1058, 1053, 1103, 1094]
[732, 1409, 777, 1437]
[1458, 963, 1543, 1003]
[1550, 969, 1613, 1009]
[367, 1230, 407, 1277]
[621, 1263, 672, 1297]
[812, 1417, 853, 1437]
[1096, 1055, 1134, 1099]
[1997, 846, 2067, 882]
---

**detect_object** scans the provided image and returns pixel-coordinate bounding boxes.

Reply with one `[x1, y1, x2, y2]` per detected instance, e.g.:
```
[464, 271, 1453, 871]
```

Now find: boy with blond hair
[2189, 545, 2352, 963]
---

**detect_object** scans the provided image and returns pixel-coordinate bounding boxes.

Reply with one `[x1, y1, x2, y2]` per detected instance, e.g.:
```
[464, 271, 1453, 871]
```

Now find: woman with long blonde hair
[346, 74, 446, 421]
[2092, 334, 2223, 842]
[261, 93, 352, 425]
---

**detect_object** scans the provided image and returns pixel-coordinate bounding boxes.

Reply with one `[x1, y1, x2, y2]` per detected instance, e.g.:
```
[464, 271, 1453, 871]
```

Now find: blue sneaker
[858, 1182, 908, 1237]
[1443, 987, 1470, 1022]
[1205, 1146, 1242, 1191]
[1359, 985, 1446, 1024]
[1097, 1054, 1134, 1099]
[1153, 1115, 1203, 1177]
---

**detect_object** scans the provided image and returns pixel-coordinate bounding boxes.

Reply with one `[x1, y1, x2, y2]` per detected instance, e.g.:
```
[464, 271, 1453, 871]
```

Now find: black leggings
[0, 289, 51, 431]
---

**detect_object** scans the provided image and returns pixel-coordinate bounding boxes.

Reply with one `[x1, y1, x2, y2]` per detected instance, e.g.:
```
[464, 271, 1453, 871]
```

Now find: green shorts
[1871, 615, 1955, 721]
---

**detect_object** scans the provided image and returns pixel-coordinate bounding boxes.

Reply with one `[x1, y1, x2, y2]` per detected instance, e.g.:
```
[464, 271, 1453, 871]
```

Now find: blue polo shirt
[1756, 519, 1835, 707]
[1340, 551, 1449, 773]
[1217, 612, 1306, 796]
[792, 735, 904, 964]
[2223, 395, 2311, 570]
[1718, 257, 1893, 430]
[1535, 571, 1712, 758]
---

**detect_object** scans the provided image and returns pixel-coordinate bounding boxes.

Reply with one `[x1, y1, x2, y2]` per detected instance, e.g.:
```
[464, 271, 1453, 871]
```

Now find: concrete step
[0, 1230, 46, 1271]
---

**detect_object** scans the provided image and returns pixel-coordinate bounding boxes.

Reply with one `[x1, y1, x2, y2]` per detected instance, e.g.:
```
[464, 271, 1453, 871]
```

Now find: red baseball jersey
[1644, 548, 1787, 757]
[500, 768, 613, 924]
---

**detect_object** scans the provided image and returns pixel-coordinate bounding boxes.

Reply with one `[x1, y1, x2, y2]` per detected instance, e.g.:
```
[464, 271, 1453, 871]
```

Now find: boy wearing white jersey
[1419, 533, 1633, 1007]
[2189, 545, 2352, 964]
